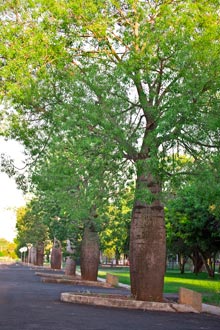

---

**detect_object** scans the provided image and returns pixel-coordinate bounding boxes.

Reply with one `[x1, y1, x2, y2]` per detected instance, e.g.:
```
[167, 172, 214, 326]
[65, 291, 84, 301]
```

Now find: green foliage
[166, 169, 220, 267]
[0, 238, 17, 259]
[100, 187, 134, 258]
[1, 0, 220, 174]
[15, 203, 49, 249]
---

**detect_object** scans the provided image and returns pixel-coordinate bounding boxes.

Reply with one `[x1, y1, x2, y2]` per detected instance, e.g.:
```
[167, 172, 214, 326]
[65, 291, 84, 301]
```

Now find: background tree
[16, 203, 49, 265]
[100, 188, 133, 264]
[166, 175, 220, 277]
[0, 238, 17, 259]
[29, 125, 124, 279]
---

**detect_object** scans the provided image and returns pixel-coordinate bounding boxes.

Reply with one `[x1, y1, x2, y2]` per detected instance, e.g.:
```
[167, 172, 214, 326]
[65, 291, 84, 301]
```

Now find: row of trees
[15, 164, 220, 276]
[1, 0, 220, 301]
[15, 187, 132, 273]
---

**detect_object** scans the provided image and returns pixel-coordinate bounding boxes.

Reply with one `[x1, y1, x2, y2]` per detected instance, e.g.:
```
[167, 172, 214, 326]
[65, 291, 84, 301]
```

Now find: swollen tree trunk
[65, 257, 76, 276]
[36, 242, 44, 266]
[65, 239, 76, 276]
[80, 225, 100, 281]
[130, 173, 166, 302]
[30, 246, 37, 265]
[51, 240, 62, 270]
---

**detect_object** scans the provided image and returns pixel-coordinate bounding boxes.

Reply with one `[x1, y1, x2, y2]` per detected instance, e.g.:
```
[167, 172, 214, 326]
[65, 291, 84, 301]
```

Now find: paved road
[0, 263, 220, 330]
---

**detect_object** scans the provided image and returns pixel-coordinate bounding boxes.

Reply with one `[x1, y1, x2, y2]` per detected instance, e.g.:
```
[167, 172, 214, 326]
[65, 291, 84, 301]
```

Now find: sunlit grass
[164, 273, 220, 293]
[98, 267, 130, 285]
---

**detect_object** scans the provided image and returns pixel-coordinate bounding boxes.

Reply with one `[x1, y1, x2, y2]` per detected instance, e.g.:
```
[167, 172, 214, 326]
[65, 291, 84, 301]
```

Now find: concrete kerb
[36, 271, 112, 288]
[41, 277, 112, 288]
[106, 279, 220, 316]
[62, 276, 220, 315]
[61, 275, 197, 313]
[32, 266, 220, 315]
[60, 292, 198, 313]
[202, 304, 220, 316]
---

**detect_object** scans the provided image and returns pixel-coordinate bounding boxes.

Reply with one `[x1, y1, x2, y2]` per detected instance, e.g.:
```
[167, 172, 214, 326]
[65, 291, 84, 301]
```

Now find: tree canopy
[166, 173, 220, 277]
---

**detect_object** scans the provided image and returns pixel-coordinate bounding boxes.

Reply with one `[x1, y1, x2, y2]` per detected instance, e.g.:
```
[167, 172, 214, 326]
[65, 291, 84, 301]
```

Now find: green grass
[164, 271, 220, 293]
[98, 267, 220, 305]
[99, 267, 130, 285]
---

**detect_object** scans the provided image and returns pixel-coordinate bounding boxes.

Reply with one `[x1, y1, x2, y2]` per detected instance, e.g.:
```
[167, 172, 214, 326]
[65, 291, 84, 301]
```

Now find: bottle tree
[27, 125, 118, 280]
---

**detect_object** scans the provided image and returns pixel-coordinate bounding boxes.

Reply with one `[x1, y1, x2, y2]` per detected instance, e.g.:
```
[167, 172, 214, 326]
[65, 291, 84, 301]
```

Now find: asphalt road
[0, 263, 220, 330]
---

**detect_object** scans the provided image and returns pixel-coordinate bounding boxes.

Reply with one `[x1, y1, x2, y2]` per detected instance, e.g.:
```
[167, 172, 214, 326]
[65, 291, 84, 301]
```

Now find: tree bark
[51, 240, 62, 270]
[129, 174, 166, 302]
[65, 256, 76, 276]
[191, 249, 203, 274]
[203, 259, 215, 278]
[115, 247, 120, 265]
[36, 242, 44, 266]
[178, 253, 188, 274]
[30, 246, 37, 265]
[80, 225, 100, 281]
[199, 251, 215, 278]
[65, 239, 76, 276]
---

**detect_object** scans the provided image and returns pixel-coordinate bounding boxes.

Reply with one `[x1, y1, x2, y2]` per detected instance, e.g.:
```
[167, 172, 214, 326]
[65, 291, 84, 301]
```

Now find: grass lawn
[98, 266, 220, 305]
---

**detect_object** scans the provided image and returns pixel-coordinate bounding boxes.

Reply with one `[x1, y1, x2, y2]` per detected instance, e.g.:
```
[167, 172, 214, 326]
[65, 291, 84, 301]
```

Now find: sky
[0, 137, 26, 242]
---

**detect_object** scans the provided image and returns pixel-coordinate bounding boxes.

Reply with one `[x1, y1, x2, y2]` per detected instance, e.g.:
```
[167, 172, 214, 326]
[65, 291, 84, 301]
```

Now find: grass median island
[98, 267, 220, 306]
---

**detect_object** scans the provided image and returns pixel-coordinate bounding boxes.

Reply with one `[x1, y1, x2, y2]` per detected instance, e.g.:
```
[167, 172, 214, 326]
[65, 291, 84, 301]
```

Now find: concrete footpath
[0, 263, 220, 330]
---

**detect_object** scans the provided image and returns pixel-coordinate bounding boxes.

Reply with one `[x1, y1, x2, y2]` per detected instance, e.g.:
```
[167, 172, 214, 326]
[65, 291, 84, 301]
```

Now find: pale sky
[0, 137, 26, 242]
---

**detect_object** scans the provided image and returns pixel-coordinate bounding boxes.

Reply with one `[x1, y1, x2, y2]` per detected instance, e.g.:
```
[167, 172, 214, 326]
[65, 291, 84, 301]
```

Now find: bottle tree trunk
[65, 239, 76, 276]
[80, 224, 100, 281]
[129, 172, 166, 302]
[30, 246, 37, 265]
[51, 239, 62, 270]
[36, 242, 44, 266]
[65, 257, 76, 276]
